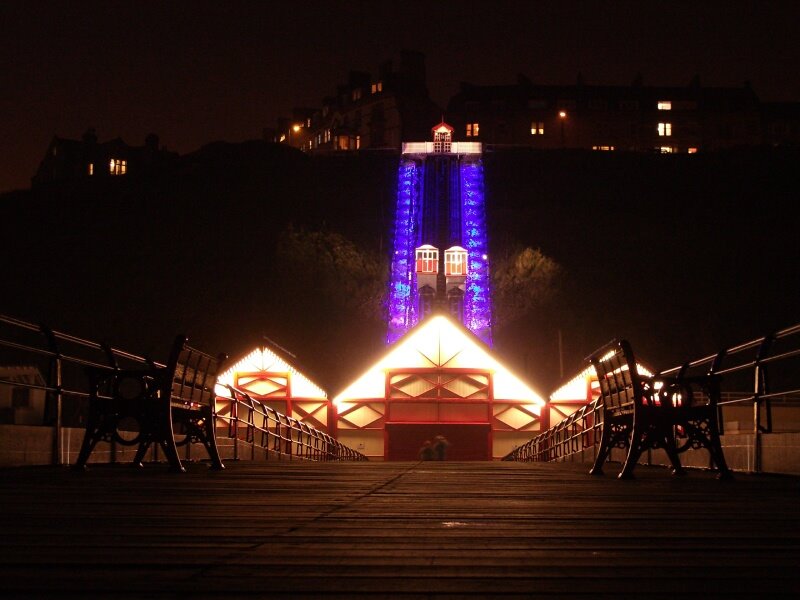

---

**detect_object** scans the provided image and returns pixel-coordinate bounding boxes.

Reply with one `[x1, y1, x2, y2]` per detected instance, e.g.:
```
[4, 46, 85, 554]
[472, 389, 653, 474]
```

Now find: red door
[385, 423, 491, 461]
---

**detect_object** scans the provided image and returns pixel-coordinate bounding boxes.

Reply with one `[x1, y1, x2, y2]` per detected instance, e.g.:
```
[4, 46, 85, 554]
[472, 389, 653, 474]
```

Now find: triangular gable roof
[333, 314, 545, 408]
[431, 121, 454, 133]
[217, 346, 327, 399]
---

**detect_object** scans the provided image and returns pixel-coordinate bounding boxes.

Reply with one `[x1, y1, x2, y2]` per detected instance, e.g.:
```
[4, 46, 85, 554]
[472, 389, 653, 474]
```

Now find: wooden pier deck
[1, 460, 798, 598]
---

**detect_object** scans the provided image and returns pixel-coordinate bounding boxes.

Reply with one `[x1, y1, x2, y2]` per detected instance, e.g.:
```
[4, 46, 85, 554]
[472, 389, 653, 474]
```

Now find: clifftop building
[32, 129, 178, 188]
[271, 50, 441, 153]
[273, 58, 800, 154]
[447, 77, 764, 153]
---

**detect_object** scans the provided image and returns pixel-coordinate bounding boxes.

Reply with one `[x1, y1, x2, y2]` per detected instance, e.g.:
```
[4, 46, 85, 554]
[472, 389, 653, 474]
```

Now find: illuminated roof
[334, 314, 544, 407]
[431, 121, 454, 133]
[217, 346, 327, 399]
[550, 362, 654, 402]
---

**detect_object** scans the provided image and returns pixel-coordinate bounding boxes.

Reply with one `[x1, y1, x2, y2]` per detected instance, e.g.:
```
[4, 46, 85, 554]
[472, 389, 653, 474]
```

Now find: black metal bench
[588, 339, 731, 479]
[74, 335, 227, 472]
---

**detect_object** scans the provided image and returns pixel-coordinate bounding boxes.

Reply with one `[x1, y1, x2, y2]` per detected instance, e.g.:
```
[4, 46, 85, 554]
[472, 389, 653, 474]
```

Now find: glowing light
[292, 124, 301, 132]
[657, 101, 672, 110]
[559, 111, 567, 118]
[217, 347, 327, 399]
[335, 315, 544, 409]
[109, 158, 127, 175]
[550, 362, 654, 401]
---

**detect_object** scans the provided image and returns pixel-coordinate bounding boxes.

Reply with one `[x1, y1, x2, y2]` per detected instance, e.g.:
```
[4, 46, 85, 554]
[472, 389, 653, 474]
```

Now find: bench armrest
[651, 373, 721, 409]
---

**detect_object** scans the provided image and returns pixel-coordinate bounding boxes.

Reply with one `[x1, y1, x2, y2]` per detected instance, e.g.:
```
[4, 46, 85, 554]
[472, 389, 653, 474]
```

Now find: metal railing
[216, 386, 368, 462]
[504, 323, 800, 472]
[0, 313, 366, 465]
[0, 314, 157, 464]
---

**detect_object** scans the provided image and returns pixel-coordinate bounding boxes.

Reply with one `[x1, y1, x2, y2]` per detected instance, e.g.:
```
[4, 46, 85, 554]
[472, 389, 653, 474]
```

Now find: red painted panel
[385, 423, 491, 461]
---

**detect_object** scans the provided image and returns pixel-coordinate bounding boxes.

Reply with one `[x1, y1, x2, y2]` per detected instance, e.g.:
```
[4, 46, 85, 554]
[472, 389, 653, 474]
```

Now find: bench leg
[177, 410, 225, 470]
[618, 441, 641, 479]
[160, 429, 185, 473]
[590, 420, 629, 476]
[662, 430, 686, 476]
[74, 426, 105, 470]
[73, 404, 118, 470]
[202, 415, 225, 470]
[686, 417, 733, 480]
[619, 422, 652, 479]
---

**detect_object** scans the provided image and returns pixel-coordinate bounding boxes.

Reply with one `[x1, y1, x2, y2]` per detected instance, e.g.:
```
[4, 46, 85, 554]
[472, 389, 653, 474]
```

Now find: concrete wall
[551, 432, 800, 476]
[2, 425, 800, 475]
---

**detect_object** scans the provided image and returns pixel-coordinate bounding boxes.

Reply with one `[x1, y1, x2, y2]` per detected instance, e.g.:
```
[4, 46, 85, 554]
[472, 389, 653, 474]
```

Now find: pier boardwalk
[1, 461, 798, 597]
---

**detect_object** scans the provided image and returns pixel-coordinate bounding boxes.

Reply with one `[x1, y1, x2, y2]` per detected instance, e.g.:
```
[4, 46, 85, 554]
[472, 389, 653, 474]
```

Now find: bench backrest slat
[590, 339, 643, 413]
[164, 335, 225, 409]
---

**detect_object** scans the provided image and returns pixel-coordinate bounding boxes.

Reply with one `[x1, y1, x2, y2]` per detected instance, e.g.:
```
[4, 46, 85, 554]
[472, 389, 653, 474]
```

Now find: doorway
[385, 423, 491, 461]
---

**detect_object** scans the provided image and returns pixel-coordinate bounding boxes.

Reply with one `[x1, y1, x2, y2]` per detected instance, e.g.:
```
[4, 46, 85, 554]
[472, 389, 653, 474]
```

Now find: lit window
[658, 122, 672, 136]
[279, 134, 286, 142]
[324, 129, 331, 143]
[530, 121, 544, 135]
[659, 146, 675, 153]
[592, 146, 615, 151]
[444, 247, 467, 276]
[352, 88, 362, 101]
[466, 122, 480, 137]
[88, 163, 94, 176]
[355, 135, 361, 150]
[688, 147, 698, 154]
[415, 246, 439, 274]
[657, 101, 672, 110]
[109, 158, 127, 175]
[306, 118, 311, 127]
[371, 82, 383, 94]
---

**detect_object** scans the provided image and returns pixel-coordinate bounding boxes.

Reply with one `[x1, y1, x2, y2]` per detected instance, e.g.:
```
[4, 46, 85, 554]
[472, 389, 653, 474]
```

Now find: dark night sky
[2, 0, 800, 193]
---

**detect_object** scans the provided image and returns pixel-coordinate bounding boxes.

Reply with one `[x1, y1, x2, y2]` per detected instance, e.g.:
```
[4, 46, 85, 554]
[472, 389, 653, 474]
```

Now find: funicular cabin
[333, 315, 545, 460]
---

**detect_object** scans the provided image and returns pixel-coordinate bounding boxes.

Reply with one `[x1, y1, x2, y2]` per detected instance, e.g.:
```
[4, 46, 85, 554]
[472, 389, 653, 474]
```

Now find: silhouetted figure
[419, 440, 434, 461]
[432, 435, 449, 461]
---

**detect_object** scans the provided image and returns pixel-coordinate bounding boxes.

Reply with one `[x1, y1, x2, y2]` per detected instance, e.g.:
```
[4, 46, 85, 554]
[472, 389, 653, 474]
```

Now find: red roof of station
[431, 121, 454, 133]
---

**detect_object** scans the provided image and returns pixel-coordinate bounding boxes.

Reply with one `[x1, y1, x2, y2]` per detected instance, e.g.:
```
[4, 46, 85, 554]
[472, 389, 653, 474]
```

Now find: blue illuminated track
[461, 157, 492, 345]
[387, 153, 491, 346]
[386, 158, 421, 344]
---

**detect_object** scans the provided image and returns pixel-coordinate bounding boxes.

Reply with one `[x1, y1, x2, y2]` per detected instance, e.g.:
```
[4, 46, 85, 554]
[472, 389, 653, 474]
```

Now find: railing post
[100, 343, 119, 464]
[753, 335, 775, 473]
[40, 326, 63, 466]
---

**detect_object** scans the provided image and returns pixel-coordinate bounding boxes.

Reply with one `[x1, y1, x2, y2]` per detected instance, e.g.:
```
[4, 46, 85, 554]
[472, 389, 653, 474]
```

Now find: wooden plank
[0, 461, 798, 596]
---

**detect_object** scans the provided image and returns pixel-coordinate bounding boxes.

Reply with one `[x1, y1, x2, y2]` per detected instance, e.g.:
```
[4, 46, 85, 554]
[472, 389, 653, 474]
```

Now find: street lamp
[559, 111, 567, 147]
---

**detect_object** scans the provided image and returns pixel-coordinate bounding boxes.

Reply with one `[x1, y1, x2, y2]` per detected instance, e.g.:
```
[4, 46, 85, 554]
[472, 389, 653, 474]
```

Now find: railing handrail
[0, 312, 366, 465]
[217, 384, 367, 462]
[505, 322, 800, 471]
